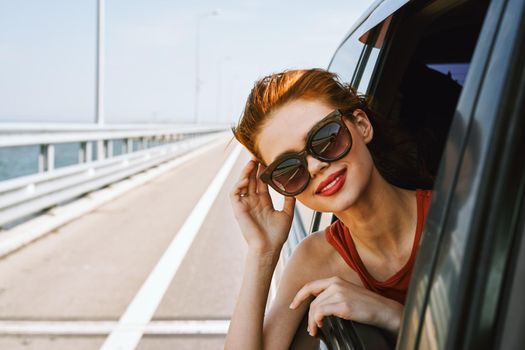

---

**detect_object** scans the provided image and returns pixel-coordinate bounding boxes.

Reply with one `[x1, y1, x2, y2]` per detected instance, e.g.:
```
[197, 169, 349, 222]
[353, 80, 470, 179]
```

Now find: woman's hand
[230, 159, 296, 257]
[289, 276, 403, 338]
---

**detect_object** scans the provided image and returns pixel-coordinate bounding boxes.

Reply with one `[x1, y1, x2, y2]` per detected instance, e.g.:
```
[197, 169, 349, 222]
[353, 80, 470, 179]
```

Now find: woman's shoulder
[287, 226, 363, 287]
[285, 229, 337, 277]
[295, 229, 333, 258]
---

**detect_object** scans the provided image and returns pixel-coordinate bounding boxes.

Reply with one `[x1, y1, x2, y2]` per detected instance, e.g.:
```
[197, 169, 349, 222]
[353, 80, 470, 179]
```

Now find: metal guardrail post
[97, 140, 105, 161]
[105, 140, 113, 157]
[79, 141, 93, 163]
[38, 144, 55, 173]
[125, 138, 133, 154]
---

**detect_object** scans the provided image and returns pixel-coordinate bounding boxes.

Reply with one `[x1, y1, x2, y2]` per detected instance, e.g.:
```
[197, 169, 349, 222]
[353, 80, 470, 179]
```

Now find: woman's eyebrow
[274, 111, 336, 161]
[271, 132, 309, 163]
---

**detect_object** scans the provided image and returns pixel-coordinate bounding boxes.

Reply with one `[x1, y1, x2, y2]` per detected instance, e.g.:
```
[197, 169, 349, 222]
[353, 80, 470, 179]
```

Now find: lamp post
[194, 9, 219, 125]
[95, 0, 106, 161]
[95, 0, 105, 127]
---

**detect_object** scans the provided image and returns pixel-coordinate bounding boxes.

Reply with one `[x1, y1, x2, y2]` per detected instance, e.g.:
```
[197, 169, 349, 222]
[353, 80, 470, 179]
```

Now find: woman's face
[256, 98, 376, 213]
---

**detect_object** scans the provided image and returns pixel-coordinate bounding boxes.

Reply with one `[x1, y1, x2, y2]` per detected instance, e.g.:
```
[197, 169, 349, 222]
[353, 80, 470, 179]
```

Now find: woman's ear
[352, 109, 374, 144]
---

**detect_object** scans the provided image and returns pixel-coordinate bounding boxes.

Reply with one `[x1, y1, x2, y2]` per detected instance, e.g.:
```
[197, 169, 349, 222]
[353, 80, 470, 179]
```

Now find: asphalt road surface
[0, 137, 254, 350]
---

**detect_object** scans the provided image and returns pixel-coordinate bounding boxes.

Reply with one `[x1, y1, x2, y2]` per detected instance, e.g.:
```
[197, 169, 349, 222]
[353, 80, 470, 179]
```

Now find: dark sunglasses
[259, 108, 354, 196]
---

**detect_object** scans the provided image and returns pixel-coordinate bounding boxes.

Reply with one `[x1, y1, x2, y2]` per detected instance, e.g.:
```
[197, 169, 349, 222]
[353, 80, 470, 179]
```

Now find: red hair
[231, 68, 367, 161]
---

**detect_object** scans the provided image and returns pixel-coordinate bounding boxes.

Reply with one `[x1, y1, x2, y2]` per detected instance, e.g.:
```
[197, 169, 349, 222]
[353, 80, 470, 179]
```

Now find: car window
[328, 34, 366, 85]
[329, 15, 393, 91]
[426, 63, 470, 86]
[357, 16, 392, 93]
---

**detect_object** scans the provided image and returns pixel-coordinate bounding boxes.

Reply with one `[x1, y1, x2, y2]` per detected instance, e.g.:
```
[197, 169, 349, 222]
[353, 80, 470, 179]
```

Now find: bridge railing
[0, 123, 229, 229]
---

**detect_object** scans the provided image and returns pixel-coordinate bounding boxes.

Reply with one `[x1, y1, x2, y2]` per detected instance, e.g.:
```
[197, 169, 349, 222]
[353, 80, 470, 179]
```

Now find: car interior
[328, 0, 490, 213]
[368, 0, 490, 186]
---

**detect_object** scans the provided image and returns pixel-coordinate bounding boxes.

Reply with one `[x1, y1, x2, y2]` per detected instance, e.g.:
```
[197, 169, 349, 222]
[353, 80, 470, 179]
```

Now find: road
[0, 137, 253, 350]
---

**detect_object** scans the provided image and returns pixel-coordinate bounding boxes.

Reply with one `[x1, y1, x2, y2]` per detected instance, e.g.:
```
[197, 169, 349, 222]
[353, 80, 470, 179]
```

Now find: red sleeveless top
[325, 189, 432, 305]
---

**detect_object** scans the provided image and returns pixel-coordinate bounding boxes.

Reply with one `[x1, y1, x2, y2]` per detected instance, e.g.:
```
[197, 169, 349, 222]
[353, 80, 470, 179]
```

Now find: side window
[426, 63, 470, 86]
[357, 16, 392, 93]
[329, 16, 393, 91]
[363, 0, 490, 183]
[328, 34, 366, 84]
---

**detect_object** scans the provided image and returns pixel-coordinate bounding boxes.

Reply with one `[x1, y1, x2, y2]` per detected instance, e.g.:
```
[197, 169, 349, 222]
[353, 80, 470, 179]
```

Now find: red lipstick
[316, 168, 347, 196]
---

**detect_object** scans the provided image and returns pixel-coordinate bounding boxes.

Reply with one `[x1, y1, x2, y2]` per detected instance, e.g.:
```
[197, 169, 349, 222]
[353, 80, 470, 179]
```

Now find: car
[280, 0, 525, 348]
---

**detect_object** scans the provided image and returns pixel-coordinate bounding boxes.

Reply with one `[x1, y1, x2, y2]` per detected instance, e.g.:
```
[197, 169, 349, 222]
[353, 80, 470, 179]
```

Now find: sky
[0, 0, 374, 125]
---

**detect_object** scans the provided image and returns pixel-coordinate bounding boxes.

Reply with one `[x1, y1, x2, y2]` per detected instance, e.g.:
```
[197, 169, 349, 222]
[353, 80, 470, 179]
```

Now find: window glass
[329, 15, 392, 91]
[357, 49, 380, 93]
[426, 63, 470, 86]
[357, 16, 392, 93]
[328, 35, 366, 84]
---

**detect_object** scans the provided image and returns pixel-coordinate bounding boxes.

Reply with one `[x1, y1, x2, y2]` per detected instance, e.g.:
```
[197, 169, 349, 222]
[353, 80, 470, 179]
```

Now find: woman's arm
[225, 231, 325, 350]
[225, 159, 301, 349]
[225, 248, 279, 349]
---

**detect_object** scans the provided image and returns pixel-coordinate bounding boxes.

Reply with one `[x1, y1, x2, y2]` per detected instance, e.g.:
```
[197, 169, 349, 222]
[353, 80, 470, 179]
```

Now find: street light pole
[193, 10, 219, 125]
[95, 0, 105, 127]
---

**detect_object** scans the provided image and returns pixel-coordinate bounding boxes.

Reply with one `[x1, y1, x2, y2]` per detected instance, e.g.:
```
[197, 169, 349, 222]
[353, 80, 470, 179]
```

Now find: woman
[225, 68, 433, 349]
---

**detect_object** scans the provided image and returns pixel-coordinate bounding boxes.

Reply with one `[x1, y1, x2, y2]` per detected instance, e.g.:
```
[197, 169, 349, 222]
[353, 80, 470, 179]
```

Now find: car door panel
[405, 0, 525, 348]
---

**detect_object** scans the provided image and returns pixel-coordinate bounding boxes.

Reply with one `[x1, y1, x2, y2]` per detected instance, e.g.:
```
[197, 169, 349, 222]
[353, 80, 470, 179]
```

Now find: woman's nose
[306, 154, 329, 179]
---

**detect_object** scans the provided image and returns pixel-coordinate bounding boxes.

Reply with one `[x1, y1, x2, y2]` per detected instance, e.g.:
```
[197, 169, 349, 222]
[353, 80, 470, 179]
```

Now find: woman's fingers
[290, 277, 338, 309]
[230, 178, 248, 200]
[292, 277, 349, 337]
[248, 159, 258, 195]
[308, 302, 347, 337]
[255, 164, 275, 210]
[256, 162, 269, 194]
[256, 162, 296, 217]
[282, 195, 296, 218]
[230, 161, 255, 202]
[307, 291, 332, 336]
[307, 285, 352, 335]
[231, 160, 256, 198]
[237, 159, 255, 182]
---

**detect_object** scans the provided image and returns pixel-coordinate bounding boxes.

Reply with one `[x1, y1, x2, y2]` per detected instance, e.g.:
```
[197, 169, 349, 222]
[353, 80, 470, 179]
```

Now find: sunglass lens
[271, 158, 309, 194]
[310, 121, 351, 159]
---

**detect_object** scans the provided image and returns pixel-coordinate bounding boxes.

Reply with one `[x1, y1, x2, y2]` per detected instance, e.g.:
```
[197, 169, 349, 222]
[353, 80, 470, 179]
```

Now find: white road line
[101, 144, 242, 350]
[0, 320, 230, 335]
